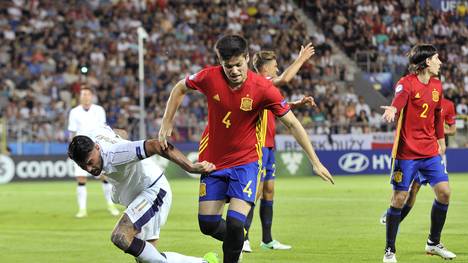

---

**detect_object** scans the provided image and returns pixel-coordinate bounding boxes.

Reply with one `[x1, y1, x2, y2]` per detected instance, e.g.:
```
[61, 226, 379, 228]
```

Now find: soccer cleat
[425, 242, 456, 260]
[383, 248, 397, 263]
[75, 208, 88, 218]
[260, 240, 292, 250]
[107, 203, 120, 216]
[242, 239, 252, 253]
[380, 211, 387, 225]
[203, 252, 219, 263]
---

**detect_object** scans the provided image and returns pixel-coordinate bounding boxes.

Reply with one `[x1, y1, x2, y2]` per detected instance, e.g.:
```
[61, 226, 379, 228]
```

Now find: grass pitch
[1, 174, 467, 263]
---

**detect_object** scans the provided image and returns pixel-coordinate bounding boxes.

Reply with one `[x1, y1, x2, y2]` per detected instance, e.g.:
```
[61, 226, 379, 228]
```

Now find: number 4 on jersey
[222, 111, 232, 128]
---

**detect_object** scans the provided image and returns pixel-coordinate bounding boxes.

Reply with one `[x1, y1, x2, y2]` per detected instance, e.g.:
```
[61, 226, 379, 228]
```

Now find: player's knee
[262, 187, 274, 200]
[391, 192, 407, 208]
[198, 215, 222, 236]
[436, 189, 451, 204]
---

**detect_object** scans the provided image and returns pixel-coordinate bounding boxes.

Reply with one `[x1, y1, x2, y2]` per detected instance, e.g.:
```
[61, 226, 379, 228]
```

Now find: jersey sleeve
[185, 68, 210, 94]
[262, 84, 290, 117]
[68, 109, 77, 132]
[391, 79, 410, 114]
[106, 140, 148, 166]
[444, 100, 456, 125]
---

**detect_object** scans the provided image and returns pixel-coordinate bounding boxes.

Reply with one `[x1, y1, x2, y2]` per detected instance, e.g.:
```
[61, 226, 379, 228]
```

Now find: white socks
[77, 185, 87, 210]
[102, 182, 114, 205]
[136, 241, 167, 263]
[164, 252, 205, 263]
[137, 242, 204, 263]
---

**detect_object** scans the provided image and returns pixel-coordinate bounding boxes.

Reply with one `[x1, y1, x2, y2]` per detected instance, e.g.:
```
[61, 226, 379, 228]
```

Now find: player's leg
[74, 161, 89, 218]
[242, 180, 262, 253]
[380, 176, 422, 225]
[243, 150, 267, 253]
[400, 178, 422, 222]
[383, 159, 416, 262]
[198, 172, 228, 242]
[99, 174, 119, 216]
[421, 156, 455, 259]
[224, 161, 260, 263]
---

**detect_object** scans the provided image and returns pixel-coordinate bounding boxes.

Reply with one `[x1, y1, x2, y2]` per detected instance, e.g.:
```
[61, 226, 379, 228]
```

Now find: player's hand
[299, 96, 317, 108]
[313, 163, 334, 184]
[158, 122, 173, 150]
[191, 161, 216, 174]
[298, 43, 315, 62]
[381, 106, 397, 123]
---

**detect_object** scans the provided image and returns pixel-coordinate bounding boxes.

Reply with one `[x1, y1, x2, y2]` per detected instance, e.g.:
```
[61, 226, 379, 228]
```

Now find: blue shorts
[261, 147, 276, 182]
[199, 161, 261, 204]
[391, 155, 448, 191]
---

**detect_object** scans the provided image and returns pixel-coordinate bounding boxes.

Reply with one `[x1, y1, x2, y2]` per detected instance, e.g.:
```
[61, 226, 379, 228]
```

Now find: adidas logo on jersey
[415, 92, 420, 98]
[213, 94, 220, 101]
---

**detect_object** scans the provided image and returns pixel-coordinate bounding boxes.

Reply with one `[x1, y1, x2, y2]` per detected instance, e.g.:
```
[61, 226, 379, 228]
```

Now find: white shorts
[125, 175, 172, 241]
[73, 162, 91, 177]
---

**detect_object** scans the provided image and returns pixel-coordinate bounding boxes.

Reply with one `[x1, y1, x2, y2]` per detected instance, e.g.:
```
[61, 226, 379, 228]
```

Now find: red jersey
[441, 98, 456, 126]
[391, 74, 444, 159]
[186, 66, 290, 170]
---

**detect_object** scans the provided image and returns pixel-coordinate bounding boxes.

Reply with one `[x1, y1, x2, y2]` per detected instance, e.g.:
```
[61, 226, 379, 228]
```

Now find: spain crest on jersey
[240, 97, 253, 111]
[432, 90, 440, 102]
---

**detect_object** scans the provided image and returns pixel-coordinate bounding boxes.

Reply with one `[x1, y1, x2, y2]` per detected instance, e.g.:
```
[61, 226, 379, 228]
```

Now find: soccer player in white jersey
[68, 125, 219, 263]
[67, 86, 119, 218]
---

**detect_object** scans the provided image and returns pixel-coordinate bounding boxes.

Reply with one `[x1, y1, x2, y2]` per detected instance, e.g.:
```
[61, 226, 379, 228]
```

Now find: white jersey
[89, 126, 164, 206]
[68, 104, 106, 135]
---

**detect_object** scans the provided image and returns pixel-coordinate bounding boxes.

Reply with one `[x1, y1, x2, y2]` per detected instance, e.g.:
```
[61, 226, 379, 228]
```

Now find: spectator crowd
[0, 0, 466, 143]
[300, 0, 468, 116]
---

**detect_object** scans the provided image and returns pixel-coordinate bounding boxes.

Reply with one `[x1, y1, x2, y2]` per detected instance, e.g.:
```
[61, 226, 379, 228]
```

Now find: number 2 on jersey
[222, 111, 232, 128]
[420, 103, 429, 118]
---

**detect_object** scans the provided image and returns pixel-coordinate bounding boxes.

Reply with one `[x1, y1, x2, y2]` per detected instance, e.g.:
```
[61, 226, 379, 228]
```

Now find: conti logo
[338, 153, 369, 173]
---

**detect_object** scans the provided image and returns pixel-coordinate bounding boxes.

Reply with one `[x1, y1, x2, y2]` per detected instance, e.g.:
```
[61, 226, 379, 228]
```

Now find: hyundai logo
[338, 153, 369, 173]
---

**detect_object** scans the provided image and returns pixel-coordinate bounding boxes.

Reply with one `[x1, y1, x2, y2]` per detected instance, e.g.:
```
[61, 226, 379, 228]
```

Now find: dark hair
[68, 135, 95, 165]
[252, 51, 276, 72]
[407, 44, 437, 74]
[214, 34, 248, 61]
[80, 85, 95, 94]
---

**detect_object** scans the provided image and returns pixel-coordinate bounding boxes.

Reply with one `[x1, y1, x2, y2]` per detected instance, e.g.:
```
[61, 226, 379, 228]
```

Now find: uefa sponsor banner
[275, 133, 394, 151]
[276, 149, 468, 176]
[0, 154, 202, 184]
[1, 149, 467, 183]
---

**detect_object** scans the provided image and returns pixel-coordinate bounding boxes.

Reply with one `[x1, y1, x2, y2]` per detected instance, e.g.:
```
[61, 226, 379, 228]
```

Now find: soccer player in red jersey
[242, 45, 316, 253]
[158, 35, 334, 263]
[379, 97, 457, 227]
[381, 44, 456, 262]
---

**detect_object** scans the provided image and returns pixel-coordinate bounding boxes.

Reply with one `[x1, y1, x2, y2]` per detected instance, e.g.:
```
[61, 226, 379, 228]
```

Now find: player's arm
[381, 82, 409, 123]
[444, 101, 457, 135]
[271, 43, 315, 86]
[144, 139, 215, 173]
[159, 79, 191, 149]
[444, 124, 456, 135]
[67, 111, 77, 141]
[434, 99, 445, 155]
[288, 96, 316, 110]
[278, 111, 334, 184]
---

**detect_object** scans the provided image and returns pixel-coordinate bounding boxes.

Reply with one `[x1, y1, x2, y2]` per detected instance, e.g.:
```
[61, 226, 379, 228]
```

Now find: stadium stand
[0, 0, 466, 143]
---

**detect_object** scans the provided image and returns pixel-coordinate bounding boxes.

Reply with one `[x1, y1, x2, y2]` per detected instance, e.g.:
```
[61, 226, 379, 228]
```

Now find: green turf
[1, 174, 467, 263]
